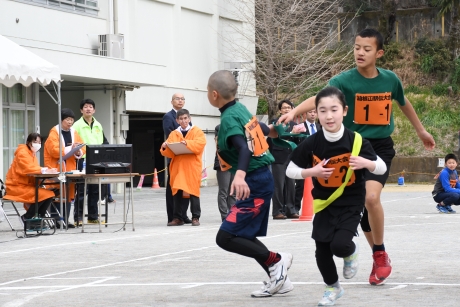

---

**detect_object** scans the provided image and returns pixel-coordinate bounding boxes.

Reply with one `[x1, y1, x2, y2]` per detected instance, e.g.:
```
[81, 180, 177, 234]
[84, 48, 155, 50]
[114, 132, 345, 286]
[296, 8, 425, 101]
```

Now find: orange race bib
[354, 93, 392, 125]
[313, 153, 355, 188]
[217, 152, 232, 171]
[245, 116, 269, 156]
[450, 179, 457, 188]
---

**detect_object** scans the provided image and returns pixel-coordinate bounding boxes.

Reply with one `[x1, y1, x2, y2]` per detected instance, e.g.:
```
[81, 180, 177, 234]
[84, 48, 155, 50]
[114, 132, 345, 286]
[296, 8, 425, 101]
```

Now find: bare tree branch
[221, 0, 357, 118]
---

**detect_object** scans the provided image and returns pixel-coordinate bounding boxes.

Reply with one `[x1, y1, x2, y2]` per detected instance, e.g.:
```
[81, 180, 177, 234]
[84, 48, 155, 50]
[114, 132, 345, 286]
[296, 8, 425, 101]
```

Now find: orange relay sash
[245, 116, 269, 156]
[354, 93, 392, 125]
[312, 153, 355, 188]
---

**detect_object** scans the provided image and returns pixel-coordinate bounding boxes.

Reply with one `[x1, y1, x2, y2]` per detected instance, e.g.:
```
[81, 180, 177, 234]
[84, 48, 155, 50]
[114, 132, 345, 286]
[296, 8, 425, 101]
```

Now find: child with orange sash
[286, 87, 387, 306]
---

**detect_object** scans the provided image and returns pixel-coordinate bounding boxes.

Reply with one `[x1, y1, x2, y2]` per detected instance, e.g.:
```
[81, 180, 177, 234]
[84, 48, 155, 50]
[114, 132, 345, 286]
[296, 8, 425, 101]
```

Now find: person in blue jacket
[432, 153, 460, 213]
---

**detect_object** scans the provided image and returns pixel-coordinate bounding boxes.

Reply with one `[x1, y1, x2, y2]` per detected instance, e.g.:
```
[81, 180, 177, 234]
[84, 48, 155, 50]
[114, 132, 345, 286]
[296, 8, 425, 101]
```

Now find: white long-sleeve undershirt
[285, 125, 387, 179]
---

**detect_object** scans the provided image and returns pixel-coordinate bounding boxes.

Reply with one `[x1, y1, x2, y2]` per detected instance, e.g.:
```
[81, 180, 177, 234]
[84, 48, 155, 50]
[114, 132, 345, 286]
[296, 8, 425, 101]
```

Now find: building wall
[0, 0, 256, 181]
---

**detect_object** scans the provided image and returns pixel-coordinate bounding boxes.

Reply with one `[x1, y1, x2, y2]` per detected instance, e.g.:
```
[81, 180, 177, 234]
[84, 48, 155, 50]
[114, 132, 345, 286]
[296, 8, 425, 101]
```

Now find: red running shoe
[373, 251, 392, 281]
[369, 262, 385, 286]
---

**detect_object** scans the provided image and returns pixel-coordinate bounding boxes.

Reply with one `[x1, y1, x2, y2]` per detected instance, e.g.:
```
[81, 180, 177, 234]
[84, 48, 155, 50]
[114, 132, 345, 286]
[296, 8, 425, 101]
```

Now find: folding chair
[0, 198, 24, 231]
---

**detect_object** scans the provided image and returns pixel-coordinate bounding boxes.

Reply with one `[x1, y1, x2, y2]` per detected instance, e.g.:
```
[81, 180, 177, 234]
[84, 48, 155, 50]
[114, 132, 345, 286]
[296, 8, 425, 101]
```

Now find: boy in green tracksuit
[279, 28, 435, 286]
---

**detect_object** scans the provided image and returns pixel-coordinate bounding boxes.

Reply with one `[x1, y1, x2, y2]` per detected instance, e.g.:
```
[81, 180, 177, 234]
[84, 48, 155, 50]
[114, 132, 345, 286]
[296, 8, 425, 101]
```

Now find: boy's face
[81, 103, 95, 117]
[176, 114, 191, 129]
[354, 35, 384, 69]
[446, 158, 457, 171]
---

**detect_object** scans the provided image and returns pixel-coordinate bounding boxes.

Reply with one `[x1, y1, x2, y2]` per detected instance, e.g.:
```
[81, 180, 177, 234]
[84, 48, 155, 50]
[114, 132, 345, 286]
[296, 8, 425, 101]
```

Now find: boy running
[279, 28, 435, 285]
[208, 70, 293, 297]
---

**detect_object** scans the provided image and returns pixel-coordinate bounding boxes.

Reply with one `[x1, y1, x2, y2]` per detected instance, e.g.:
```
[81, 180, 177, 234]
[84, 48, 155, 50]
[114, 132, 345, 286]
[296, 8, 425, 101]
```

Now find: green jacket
[73, 116, 104, 157]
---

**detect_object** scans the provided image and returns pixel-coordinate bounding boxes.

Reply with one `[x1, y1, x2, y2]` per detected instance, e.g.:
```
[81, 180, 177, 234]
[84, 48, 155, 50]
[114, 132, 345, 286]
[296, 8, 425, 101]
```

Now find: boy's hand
[181, 140, 187, 145]
[417, 130, 435, 150]
[309, 159, 334, 179]
[349, 156, 370, 171]
[161, 142, 168, 150]
[230, 170, 250, 200]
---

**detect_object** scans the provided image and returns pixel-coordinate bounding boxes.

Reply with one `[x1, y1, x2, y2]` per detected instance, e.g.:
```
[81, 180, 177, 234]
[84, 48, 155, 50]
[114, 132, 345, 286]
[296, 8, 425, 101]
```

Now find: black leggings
[315, 229, 356, 285]
[216, 229, 271, 276]
[24, 198, 53, 219]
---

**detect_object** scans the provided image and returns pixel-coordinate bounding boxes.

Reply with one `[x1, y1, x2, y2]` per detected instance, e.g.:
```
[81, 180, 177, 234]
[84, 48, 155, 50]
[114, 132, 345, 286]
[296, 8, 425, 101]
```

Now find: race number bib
[313, 154, 355, 188]
[245, 116, 269, 156]
[354, 93, 392, 125]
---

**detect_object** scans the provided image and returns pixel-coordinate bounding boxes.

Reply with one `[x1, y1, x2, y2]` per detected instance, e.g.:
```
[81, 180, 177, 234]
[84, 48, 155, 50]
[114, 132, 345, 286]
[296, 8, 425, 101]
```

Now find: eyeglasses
[174, 97, 185, 101]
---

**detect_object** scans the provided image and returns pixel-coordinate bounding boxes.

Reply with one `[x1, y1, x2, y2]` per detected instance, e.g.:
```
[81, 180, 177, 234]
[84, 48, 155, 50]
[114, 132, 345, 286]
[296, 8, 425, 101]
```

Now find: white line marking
[2, 281, 460, 291]
[389, 285, 407, 290]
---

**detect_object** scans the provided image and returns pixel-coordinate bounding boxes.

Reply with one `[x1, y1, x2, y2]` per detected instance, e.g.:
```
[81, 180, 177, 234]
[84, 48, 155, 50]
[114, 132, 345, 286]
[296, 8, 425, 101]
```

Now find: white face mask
[31, 143, 41, 152]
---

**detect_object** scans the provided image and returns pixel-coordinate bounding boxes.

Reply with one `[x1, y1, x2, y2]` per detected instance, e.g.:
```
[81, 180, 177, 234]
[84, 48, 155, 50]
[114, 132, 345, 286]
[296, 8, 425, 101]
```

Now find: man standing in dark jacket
[267, 100, 302, 219]
[162, 93, 191, 224]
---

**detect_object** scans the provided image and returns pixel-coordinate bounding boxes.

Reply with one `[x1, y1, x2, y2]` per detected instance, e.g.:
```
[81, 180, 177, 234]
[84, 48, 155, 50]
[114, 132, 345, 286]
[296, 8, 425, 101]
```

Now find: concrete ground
[0, 183, 458, 307]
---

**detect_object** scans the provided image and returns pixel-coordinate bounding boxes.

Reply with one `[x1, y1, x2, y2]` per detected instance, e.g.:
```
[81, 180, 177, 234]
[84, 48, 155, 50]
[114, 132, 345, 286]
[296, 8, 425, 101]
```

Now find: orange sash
[313, 153, 355, 188]
[354, 93, 392, 125]
[245, 116, 269, 156]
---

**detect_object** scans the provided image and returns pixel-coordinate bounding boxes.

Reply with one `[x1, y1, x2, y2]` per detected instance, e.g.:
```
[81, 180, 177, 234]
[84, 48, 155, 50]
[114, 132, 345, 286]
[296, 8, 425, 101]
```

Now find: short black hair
[445, 153, 458, 163]
[176, 109, 190, 119]
[278, 99, 294, 110]
[26, 132, 41, 148]
[80, 98, 95, 110]
[315, 86, 347, 109]
[357, 28, 384, 51]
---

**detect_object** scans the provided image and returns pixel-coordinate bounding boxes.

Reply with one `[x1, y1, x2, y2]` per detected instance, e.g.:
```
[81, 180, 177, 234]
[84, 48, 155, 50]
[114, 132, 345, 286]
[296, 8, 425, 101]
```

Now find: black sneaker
[183, 217, 192, 224]
[108, 196, 115, 203]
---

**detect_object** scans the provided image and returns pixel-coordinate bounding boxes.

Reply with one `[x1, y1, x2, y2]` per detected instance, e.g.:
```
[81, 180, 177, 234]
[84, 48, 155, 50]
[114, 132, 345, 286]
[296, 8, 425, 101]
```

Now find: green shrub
[431, 83, 449, 96]
[405, 84, 421, 94]
[256, 97, 268, 115]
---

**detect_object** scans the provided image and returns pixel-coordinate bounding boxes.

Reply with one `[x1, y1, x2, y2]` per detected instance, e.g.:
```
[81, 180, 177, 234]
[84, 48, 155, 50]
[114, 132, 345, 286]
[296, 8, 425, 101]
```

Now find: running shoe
[267, 253, 289, 294]
[279, 252, 294, 270]
[369, 262, 385, 286]
[251, 277, 294, 297]
[436, 204, 449, 213]
[343, 241, 359, 279]
[445, 205, 456, 213]
[317, 285, 344, 306]
[373, 251, 392, 281]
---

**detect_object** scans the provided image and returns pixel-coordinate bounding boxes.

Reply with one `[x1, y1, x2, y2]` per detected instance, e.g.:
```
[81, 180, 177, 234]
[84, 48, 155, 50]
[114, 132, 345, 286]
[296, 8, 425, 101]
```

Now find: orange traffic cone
[293, 177, 313, 222]
[152, 168, 160, 189]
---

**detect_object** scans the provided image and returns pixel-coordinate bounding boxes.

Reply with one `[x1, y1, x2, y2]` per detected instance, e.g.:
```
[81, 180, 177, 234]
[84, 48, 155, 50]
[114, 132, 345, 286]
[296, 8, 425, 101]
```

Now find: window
[18, 0, 99, 16]
[2, 85, 37, 179]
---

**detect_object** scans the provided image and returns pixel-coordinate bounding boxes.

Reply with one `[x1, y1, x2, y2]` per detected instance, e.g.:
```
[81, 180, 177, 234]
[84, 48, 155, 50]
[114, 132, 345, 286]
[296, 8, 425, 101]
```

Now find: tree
[437, 0, 460, 58]
[223, 0, 356, 119]
[377, 0, 397, 45]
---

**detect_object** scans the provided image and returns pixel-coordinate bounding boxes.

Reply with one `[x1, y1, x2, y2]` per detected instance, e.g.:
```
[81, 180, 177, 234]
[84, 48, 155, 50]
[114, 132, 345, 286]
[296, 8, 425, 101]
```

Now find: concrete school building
[0, 0, 257, 186]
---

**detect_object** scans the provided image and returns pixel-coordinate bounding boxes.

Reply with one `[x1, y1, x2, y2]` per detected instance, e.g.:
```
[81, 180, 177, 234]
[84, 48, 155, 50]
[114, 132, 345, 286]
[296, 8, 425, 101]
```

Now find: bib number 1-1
[354, 93, 392, 125]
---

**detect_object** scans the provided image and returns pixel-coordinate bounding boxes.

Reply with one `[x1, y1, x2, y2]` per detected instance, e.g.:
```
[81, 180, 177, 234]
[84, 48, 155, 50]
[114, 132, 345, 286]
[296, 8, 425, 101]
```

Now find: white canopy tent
[0, 34, 66, 230]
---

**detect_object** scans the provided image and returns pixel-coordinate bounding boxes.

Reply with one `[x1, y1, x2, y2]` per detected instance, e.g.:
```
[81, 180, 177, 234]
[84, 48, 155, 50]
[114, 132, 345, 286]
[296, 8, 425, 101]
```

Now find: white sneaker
[279, 252, 293, 270]
[267, 254, 289, 294]
[251, 277, 294, 297]
[317, 286, 344, 306]
[343, 240, 359, 279]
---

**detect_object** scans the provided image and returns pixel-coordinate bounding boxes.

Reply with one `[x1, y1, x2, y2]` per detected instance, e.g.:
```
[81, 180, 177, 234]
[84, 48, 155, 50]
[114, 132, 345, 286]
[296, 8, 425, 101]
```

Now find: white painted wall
[0, 0, 257, 182]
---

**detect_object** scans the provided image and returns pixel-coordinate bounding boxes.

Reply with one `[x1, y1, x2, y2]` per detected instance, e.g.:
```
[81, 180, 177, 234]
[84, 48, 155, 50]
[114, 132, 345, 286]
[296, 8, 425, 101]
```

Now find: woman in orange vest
[3, 133, 57, 223]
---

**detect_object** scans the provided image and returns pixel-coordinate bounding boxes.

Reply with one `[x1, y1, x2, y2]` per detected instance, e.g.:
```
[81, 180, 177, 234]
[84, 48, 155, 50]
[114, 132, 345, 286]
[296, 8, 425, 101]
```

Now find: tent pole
[57, 81, 64, 231]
